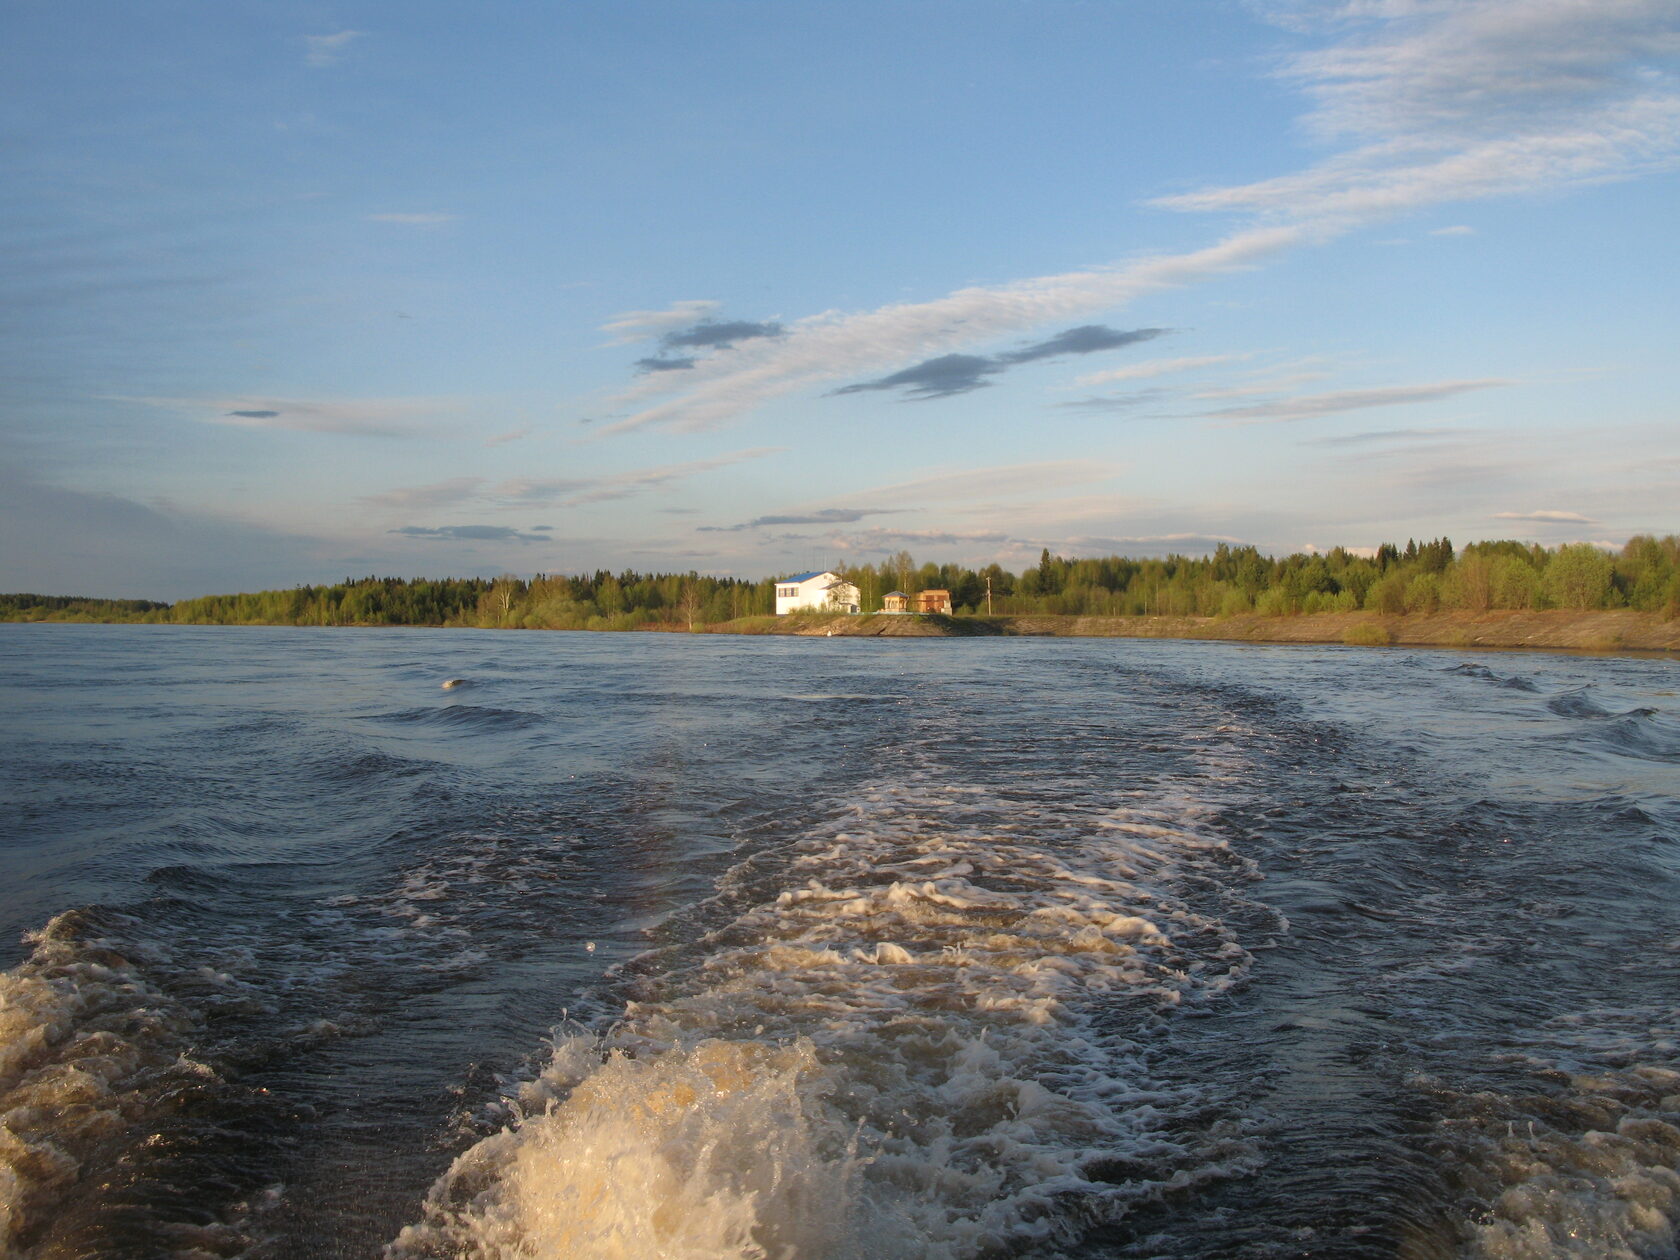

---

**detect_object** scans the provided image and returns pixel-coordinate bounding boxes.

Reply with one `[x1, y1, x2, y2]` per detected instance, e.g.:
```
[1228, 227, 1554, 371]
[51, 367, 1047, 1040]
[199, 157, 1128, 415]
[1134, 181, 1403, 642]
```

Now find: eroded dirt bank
[727, 609, 1679, 652]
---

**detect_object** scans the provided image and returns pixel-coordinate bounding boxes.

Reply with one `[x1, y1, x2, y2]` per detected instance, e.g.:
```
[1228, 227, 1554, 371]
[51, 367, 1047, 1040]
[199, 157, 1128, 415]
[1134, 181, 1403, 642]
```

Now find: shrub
[1365, 572, 1408, 614]
[1405, 573, 1442, 615]
[1343, 622, 1395, 646]
[1490, 556, 1542, 609]
[1218, 588, 1253, 618]
[1544, 543, 1615, 610]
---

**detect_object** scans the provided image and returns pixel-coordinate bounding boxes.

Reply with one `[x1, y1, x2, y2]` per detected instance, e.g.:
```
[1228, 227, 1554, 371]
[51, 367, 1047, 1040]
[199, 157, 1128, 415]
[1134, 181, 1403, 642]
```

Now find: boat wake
[394, 757, 1274, 1258]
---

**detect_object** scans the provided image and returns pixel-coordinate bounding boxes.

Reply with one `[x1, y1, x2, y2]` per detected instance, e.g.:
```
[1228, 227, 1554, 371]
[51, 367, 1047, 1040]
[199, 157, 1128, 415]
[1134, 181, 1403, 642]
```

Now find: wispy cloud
[995, 324, 1168, 364]
[1054, 389, 1169, 413]
[1156, 1, 1680, 225]
[832, 325, 1169, 401]
[305, 30, 363, 68]
[1306, 425, 1470, 446]
[122, 394, 466, 437]
[494, 447, 782, 507]
[1073, 354, 1239, 388]
[591, 3, 1679, 435]
[600, 300, 721, 345]
[699, 507, 905, 533]
[483, 426, 532, 447]
[598, 227, 1301, 432]
[1494, 508, 1596, 523]
[832, 353, 999, 400]
[1430, 224, 1476, 235]
[1189, 367, 1334, 399]
[627, 318, 787, 374]
[852, 460, 1123, 506]
[661, 320, 784, 351]
[360, 478, 486, 511]
[1206, 378, 1512, 423]
[392, 524, 550, 543]
[829, 526, 1015, 551]
[366, 212, 456, 226]
[360, 451, 778, 516]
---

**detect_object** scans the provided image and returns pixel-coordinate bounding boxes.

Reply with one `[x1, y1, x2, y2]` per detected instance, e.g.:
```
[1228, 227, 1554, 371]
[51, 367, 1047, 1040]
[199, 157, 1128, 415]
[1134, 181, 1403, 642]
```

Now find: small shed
[881, 591, 910, 613]
[914, 589, 953, 615]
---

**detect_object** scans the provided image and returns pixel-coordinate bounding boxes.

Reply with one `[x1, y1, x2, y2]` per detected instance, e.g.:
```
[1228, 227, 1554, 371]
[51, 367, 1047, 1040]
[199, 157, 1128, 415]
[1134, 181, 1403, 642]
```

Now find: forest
[4, 535, 1677, 629]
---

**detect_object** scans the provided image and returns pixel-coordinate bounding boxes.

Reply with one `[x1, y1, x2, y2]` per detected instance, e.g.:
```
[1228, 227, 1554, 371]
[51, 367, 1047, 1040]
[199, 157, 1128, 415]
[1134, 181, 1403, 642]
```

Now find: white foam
[394, 758, 1268, 1257]
[0, 912, 196, 1252]
[1433, 1007, 1680, 1259]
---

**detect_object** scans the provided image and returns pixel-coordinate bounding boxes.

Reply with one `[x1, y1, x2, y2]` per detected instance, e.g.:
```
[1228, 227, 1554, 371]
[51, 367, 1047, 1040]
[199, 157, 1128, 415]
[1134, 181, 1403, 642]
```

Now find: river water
[1, 624, 1677, 1259]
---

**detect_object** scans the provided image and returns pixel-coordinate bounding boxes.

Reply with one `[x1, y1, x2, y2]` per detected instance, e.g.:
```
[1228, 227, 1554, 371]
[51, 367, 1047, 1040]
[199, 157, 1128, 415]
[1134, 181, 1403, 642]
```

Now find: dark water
[1, 625, 1677, 1259]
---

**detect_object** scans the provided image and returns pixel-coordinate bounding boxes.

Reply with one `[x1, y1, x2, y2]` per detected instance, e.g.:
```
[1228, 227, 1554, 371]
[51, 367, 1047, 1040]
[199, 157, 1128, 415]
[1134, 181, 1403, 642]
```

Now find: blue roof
[782, 570, 829, 583]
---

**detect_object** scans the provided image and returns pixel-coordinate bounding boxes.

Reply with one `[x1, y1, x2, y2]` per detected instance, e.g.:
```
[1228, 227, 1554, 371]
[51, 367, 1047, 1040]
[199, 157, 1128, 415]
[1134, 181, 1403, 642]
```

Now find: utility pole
[986, 572, 993, 616]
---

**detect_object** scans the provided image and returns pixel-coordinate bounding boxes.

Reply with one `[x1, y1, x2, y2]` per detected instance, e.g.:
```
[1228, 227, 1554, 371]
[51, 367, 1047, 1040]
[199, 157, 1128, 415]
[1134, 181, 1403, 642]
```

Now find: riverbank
[716, 609, 1680, 652]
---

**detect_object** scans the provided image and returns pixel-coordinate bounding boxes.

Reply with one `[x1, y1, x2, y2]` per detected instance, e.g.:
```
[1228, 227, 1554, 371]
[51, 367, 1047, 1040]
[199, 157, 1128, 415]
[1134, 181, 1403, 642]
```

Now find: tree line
[842, 536, 1680, 619]
[3, 535, 1677, 627]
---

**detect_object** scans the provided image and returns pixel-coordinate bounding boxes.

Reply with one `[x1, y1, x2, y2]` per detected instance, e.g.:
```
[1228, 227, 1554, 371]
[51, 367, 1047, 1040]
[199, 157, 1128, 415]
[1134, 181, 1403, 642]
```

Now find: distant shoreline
[703, 608, 1680, 654]
[6, 608, 1677, 655]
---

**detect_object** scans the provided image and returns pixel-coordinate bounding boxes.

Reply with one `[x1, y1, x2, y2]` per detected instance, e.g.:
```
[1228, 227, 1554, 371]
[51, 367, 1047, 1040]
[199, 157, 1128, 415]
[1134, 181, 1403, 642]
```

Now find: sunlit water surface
[1, 625, 1677, 1258]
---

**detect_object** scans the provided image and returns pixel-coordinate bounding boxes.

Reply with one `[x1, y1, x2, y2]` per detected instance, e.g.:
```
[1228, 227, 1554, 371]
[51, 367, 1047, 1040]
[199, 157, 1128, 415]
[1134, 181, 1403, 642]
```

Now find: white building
[774, 570, 860, 615]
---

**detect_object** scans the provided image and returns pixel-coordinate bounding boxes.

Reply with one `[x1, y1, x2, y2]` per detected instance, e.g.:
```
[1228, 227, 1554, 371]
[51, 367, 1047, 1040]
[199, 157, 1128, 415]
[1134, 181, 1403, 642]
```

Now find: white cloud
[1072, 354, 1241, 387]
[1158, 1, 1680, 225]
[1493, 508, 1596, 523]
[305, 30, 363, 68]
[1430, 224, 1476, 235]
[592, 1, 1679, 435]
[601, 227, 1304, 434]
[600, 300, 722, 346]
[1207, 378, 1512, 423]
[483, 426, 533, 447]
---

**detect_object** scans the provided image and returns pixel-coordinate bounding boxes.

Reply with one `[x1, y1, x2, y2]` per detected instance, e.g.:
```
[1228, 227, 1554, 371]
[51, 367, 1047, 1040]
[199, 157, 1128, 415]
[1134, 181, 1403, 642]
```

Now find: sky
[3, 0, 1677, 600]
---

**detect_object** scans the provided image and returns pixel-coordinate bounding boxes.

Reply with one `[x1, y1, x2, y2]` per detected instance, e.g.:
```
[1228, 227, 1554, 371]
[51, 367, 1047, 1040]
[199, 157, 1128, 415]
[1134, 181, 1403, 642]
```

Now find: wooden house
[774, 571, 861, 615]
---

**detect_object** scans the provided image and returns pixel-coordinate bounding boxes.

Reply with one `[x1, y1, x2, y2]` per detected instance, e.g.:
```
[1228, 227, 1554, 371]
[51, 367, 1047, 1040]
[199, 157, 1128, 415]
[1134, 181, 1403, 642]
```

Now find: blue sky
[3, 0, 1677, 599]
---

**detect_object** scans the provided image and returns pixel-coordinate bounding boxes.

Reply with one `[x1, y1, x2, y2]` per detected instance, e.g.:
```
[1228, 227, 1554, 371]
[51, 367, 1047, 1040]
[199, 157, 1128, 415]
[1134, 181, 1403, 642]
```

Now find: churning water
[1, 625, 1676, 1258]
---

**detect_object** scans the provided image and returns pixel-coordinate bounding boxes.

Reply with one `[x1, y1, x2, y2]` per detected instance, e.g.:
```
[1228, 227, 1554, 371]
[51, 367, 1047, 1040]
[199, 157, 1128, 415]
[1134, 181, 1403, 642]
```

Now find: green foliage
[1366, 572, 1409, 615]
[1404, 572, 1442, 615]
[0, 593, 169, 622]
[1544, 544, 1616, 610]
[1343, 622, 1395, 646]
[9, 534, 1677, 629]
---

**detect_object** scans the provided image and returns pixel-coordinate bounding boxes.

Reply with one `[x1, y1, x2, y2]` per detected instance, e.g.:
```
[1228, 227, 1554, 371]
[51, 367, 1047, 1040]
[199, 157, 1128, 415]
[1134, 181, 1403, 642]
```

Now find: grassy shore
[701, 609, 1680, 653]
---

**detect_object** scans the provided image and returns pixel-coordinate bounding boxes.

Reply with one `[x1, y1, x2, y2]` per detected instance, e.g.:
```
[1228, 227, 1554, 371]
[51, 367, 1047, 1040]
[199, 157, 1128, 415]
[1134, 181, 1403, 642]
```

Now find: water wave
[1427, 1006, 1680, 1259]
[1547, 689, 1610, 720]
[1447, 663, 1539, 692]
[0, 909, 246, 1256]
[393, 765, 1272, 1258]
[374, 705, 548, 733]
